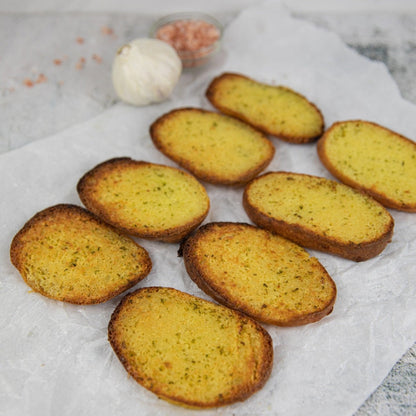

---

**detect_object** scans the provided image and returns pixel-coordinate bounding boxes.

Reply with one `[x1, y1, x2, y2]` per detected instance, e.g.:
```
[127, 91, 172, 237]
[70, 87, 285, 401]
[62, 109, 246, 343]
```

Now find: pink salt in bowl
[150, 12, 223, 68]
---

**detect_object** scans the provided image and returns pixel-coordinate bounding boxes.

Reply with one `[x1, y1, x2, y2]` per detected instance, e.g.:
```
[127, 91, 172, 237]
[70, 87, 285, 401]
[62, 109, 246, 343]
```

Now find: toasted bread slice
[206, 72, 324, 143]
[180, 222, 336, 326]
[243, 172, 394, 261]
[10, 204, 152, 304]
[317, 120, 416, 212]
[150, 107, 275, 185]
[108, 286, 273, 408]
[77, 158, 209, 243]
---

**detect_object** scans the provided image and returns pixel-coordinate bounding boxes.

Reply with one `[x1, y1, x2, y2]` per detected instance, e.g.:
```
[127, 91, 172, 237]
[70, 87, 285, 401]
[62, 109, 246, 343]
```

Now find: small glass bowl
[150, 12, 223, 68]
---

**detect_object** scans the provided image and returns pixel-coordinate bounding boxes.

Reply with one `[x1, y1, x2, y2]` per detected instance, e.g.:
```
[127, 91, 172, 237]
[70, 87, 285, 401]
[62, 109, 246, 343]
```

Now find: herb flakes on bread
[243, 171, 394, 261]
[108, 286, 273, 408]
[180, 222, 337, 326]
[10, 204, 152, 304]
[77, 157, 210, 243]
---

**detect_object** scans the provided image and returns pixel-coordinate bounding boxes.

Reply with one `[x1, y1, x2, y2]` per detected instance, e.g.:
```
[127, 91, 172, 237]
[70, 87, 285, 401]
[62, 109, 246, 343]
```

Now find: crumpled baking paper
[1, 2, 415, 415]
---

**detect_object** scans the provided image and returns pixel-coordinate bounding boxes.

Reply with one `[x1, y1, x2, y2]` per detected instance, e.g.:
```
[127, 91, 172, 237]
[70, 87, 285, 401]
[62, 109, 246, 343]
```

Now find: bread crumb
[76, 37, 85, 44]
[53, 59, 63, 66]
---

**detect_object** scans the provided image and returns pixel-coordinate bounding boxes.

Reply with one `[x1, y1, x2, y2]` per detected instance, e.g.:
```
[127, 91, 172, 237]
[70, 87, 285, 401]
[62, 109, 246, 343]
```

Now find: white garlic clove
[112, 38, 182, 106]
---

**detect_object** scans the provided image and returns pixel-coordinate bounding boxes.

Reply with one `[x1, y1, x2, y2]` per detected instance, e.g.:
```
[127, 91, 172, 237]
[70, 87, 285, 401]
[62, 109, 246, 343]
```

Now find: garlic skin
[112, 38, 182, 106]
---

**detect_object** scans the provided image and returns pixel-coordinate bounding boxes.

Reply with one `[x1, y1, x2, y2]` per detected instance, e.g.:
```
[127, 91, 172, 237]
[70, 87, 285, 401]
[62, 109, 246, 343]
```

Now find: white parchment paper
[1, 2, 416, 415]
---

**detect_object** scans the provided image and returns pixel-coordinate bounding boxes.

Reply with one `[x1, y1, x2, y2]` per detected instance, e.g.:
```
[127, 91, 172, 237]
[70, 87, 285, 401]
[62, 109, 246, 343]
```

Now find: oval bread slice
[10, 204, 152, 304]
[77, 158, 210, 243]
[243, 172, 394, 261]
[206, 72, 324, 144]
[108, 286, 273, 408]
[317, 120, 416, 212]
[180, 222, 337, 326]
[150, 107, 275, 185]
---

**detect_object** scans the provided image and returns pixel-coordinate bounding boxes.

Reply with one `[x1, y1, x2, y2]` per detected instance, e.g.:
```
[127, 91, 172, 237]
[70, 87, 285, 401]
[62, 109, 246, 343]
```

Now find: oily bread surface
[206, 72, 324, 144]
[10, 204, 152, 304]
[317, 120, 416, 212]
[108, 287, 273, 408]
[180, 222, 337, 326]
[77, 157, 210, 243]
[243, 171, 394, 261]
[150, 107, 275, 185]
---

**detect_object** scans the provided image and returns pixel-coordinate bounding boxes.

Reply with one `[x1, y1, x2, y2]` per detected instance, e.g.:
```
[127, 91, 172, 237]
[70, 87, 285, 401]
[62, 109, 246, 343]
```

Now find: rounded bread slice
[243, 171, 394, 261]
[206, 72, 324, 144]
[77, 158, 210, 243]
[317, 120, 416, 212]
[108, 286, 273, 408]
[10, 204, 152, 304]
[180, 222, 337, 326]
[150, 107, 275, 185]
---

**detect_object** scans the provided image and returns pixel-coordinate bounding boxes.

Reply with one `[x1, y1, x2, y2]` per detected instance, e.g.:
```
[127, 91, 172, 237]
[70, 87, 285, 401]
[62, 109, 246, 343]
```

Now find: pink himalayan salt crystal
[156, 19, 220, 66]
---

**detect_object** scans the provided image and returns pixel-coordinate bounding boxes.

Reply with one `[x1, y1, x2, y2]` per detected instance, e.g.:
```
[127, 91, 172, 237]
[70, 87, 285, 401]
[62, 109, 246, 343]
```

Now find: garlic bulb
[112, 38, 182, 106]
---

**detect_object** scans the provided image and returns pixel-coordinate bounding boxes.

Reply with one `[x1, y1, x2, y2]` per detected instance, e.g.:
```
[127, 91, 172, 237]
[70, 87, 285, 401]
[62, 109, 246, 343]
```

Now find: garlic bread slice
[108, 287, 273, 408]
[10, 204, 151, 304]
[206, 72, 324, 143]
[181, 222, 336, 326]
[77, 158, 209, 243]
[150, 107, 274, 185]
[318, 120, 416, 212]
[243, 172, 394, 261]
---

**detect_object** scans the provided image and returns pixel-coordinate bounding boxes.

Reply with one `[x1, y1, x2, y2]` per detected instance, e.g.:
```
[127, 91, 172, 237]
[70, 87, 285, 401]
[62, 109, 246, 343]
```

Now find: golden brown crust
[108, 287, 273, 408]
[317, 120, 416, 212]
[10, 204, 152, 304]
[206, 72, 324, 144]
[243, 172, 394, 262]
[150, 107, 275, 186]
[77, 157, 210, 243]
[180, 222, 336, 326]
